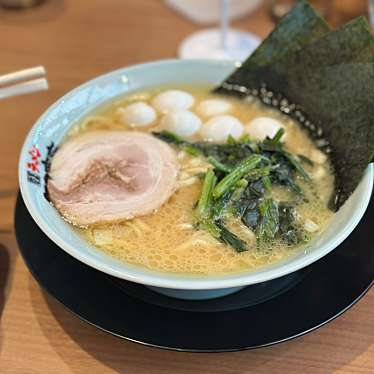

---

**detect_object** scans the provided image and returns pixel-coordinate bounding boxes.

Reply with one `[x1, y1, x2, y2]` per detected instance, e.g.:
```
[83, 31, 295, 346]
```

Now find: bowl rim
[19, 58, 374, 290]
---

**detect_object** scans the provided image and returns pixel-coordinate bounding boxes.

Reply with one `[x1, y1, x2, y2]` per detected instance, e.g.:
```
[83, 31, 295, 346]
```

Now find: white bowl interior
[19, 59, 373, 290]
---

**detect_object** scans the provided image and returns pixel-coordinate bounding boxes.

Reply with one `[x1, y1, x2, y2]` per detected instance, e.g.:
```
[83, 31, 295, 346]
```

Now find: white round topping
[152, 90, 195, 113]
[304, 218, 319, 233]
[196, 99, 232, 117]
[160, 110, 202, 137]
[200, 115, 244, 142]
[246, 117, 286, 141]
[117, 102, 156, 128]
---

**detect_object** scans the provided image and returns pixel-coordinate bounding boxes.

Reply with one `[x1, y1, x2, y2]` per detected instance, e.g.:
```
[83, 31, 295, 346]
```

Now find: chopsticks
[0, 66, 48, 100]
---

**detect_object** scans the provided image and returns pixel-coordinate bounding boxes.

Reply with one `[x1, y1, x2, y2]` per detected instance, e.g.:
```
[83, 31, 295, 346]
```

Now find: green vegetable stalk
[257, 198, 280, 241]
[196, 169, 217, 220]
[213, 154, 265, 198]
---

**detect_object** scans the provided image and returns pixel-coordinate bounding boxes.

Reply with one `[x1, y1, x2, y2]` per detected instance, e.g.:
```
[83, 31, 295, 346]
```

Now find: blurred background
[0, 0, 371, 82]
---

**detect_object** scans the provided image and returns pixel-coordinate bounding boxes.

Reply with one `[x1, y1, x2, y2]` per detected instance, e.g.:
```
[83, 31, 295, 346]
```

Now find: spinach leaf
[256, 198, 280, 241]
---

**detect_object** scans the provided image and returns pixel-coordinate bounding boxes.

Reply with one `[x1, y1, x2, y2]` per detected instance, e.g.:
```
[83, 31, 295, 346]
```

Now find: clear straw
[369, 0, 374, 30]
[220, 0, 229, 52]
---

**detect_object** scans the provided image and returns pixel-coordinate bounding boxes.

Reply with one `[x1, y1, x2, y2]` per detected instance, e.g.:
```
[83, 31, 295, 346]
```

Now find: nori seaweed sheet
[221, 0, 330, 86]
[217, 5, 374, 210]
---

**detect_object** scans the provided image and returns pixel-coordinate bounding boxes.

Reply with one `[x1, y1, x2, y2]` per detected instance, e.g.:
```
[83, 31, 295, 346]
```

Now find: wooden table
[0, 1, 373, 372]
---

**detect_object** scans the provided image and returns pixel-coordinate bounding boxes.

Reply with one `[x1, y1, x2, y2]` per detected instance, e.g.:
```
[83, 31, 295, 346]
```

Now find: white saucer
[178, 28, 261, 61]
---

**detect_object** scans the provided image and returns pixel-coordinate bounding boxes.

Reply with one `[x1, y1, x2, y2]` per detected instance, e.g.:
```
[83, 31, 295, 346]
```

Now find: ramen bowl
[19, 60, 373, 300]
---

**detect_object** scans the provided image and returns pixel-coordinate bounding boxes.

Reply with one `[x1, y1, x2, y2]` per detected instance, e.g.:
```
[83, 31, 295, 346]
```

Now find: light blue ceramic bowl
[19, 60, 373, 300]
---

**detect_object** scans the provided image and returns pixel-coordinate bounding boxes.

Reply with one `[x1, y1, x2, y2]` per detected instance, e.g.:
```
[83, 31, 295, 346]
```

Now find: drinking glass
[178, 0, 261, 61]
[369, 0, 374, 29]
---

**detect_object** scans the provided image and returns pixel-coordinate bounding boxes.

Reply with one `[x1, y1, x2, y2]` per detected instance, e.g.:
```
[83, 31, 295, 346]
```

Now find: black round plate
[15, 193, 374, 352]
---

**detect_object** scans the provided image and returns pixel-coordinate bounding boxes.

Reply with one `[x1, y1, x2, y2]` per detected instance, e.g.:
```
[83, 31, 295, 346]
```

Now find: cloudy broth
[67, 86, 334, 275]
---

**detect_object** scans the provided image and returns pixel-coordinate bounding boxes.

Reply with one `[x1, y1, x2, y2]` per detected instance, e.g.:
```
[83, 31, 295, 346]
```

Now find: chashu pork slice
[47, 131, 179, 226]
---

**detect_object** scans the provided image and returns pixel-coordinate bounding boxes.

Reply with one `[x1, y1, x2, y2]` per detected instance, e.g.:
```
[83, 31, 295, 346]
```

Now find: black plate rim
[20, 247, 374, 352]
[16, 202, 374, 353]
